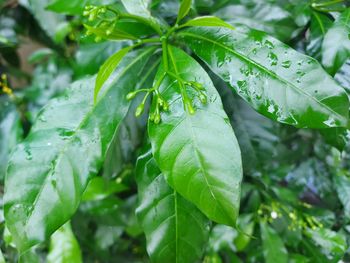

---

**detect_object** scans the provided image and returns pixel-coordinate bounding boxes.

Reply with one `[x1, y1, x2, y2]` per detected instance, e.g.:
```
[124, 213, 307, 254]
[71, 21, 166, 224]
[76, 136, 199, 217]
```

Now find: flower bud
[154, 113, 161, 124]
[135, 103, 144, 117]
[126, 91, 137, 100]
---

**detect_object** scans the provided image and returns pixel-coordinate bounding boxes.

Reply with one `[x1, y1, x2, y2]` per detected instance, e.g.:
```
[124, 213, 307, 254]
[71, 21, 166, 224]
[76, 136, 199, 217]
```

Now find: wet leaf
[181, 26, 349, 128]
[148, 46, 242, 226]
[322, 8, 350, 75]
[4, 47, 157, 252]
[182, 16, 234, 30]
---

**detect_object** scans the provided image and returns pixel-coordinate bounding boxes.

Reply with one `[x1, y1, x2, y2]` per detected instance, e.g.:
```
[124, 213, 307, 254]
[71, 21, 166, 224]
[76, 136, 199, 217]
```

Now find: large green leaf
[180, 26, 349, 128]
[136, 147, 210, 263]
[260, 222, 288, 263]
[148, 46, 242, 226]
[4, 47, 157, 252]
[322, 8, 350, 75]
[47, 222, 82, 263]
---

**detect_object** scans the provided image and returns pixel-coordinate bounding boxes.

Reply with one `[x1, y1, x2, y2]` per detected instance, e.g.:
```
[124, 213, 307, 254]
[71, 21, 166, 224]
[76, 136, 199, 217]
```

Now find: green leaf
[94, 46, 132, 102]
[319, 127, 348, 151]
[82, 177, 128, 201]
[83, 24, 137, 41]
[47, 222, 82, 263]
[181, 16, 234, 30]
[136, 147, 210, 263]
[180, 27, 349, 128]
[306, 228, 347, 262]
[148, 46, 242, 226]
[260, 222, 288, 263]
[177, 0, 192, 23]
[28, 0, 65, 39]
[47, 0, 115, 15]
[4, 47, 157, 252]
[214, 3, 297, 42]
[322, 8, 350, 75]
[306, 12, 333, 60]
[0, 97, 23, 181]
[334, 173, 350, 219]
[121, 0, 152, 18]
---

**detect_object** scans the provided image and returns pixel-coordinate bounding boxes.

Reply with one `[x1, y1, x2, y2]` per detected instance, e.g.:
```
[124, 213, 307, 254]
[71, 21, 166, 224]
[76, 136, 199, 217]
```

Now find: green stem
[162, 39, 169, 71]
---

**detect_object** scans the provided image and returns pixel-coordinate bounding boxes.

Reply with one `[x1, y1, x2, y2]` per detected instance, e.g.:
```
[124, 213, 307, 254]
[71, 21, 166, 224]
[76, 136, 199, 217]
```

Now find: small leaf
[136, 147, 210, 263]
[94, 46, 132, 102]
[322, 8, 350, 75]
[182, 16, 234, 30]
[181, 27, 349, 128]
[177, 0, 192, 23]
[260, 222, 288, 263]
[47, 223, 82, 263]
[149, 46, 242, 226]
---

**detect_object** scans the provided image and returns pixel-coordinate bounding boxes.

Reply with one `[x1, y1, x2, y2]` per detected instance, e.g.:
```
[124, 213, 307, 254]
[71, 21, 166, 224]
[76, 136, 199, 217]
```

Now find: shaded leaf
[136, 147, 210, 263]
[121, 0, 152, 18]
[260, 222, 288, 263]
[177, 0, 192, 23]
[334, 172, 350, 219]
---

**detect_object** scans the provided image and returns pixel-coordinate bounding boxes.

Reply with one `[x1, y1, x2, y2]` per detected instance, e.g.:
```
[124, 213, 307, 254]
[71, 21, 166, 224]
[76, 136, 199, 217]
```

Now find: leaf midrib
[181, 31, 347, 125]
[24, 47, 156, 232]
[167, 46, 234, 225]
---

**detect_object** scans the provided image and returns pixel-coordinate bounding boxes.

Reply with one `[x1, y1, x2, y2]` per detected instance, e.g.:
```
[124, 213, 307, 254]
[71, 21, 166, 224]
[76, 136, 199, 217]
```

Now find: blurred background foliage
[1, 0, 350, 262]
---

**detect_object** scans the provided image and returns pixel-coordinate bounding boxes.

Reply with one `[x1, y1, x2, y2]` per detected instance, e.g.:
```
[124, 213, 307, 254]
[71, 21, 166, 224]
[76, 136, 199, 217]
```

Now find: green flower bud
[126, 91, 137, 100]
[135, 103, 145, 117]
[94, 36, 102, 42]
[154, 113, 161, 124]
[186, 102, 195, 115]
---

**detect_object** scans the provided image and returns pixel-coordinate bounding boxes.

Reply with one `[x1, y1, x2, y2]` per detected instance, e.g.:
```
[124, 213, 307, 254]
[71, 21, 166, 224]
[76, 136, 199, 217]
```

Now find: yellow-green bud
[126, 92, 137, 100]
[135, 103, 144, 117]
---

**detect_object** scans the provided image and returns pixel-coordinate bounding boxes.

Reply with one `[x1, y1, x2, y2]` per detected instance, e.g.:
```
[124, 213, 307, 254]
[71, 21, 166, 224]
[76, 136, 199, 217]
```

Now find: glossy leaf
[82, 177, 128, 201]
[94, 46, 132, 102]
[181, 26, 349, 128]
[121, 0, 152, 18]
[148, 46, 242, 226]
[334, 173, 350, 219]
[47, 223, 82, 263]
[136, 147, 210, 263]
[260, 222, 288, 263]
[47, 0, 114, 15]
[4, 47, 157, 252]
[182, 16, 235, 30]
[177, 0, 192, 23]
[214, 3, 297, 42]
[322, 8, 350, 75]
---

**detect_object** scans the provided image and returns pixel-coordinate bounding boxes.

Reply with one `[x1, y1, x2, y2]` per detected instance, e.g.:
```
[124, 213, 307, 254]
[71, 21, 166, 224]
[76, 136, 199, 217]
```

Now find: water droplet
[47, 142, 52, 146]
[264, 40, 274, 49]
[25, 146, 32, 160]
[252, 48, 257, 55]
[39, 115, 47, 122]
[268, 52, 278, 66]
[268, 105, 275, 113]
[51, 179, 57, 188]
[323, 118, 335, 127]
[282, 60, 291, 68]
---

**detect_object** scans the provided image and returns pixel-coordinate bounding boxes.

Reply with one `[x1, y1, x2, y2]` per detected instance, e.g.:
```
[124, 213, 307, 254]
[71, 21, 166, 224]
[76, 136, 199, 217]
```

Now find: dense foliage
[1, 0, 350, 262]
